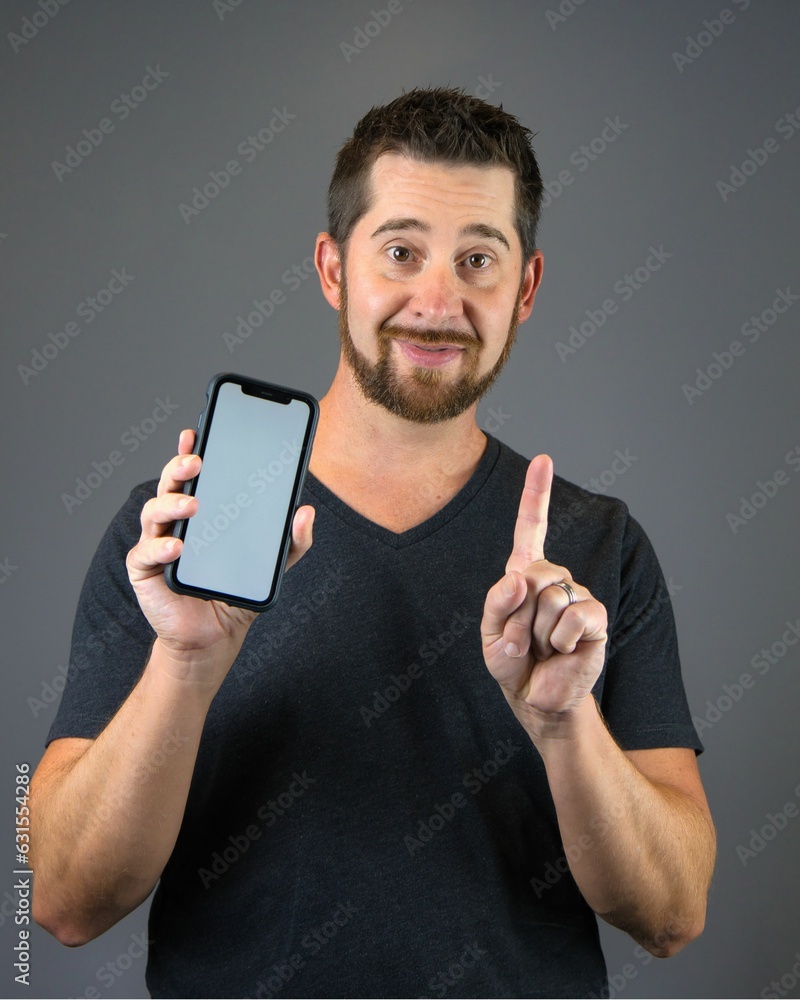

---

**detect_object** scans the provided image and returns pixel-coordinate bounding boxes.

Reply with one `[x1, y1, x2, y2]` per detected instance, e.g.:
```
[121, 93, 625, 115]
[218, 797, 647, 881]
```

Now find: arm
[30, 642, 227, 946]
[481, 455, 715, 956]
[534, 702, 715, 955]
[29, 429, 315, 946]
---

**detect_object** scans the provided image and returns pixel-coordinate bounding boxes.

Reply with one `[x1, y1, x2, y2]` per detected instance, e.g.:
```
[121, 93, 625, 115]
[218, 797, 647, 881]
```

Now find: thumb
[286, 505, 315, 570]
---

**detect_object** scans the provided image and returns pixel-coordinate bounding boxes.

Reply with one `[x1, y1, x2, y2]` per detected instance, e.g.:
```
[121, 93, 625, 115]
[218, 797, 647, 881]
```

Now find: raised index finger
[506, 454, 553, 574]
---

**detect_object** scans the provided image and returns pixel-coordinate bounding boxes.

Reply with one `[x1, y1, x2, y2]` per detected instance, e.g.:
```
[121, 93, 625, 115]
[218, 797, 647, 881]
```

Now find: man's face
[330, 154, 540, 424]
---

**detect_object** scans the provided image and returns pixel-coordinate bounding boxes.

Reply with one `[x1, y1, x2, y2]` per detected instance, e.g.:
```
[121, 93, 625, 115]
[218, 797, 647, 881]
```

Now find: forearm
[29, 639, 225, 945]
[521, 697, 716, 956]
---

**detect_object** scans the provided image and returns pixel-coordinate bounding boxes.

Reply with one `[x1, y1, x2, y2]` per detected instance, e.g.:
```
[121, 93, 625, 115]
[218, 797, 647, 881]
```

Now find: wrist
[509, 693, 603, 751]
[145, 636, 240, 696]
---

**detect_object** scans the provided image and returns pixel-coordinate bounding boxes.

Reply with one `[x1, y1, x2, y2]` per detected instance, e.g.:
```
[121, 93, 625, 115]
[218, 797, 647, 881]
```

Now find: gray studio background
[1, 1, 798, 997]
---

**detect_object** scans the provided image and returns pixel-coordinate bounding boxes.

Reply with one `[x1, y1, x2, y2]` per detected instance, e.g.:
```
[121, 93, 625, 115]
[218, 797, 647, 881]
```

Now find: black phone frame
[164, 371, 319, 612]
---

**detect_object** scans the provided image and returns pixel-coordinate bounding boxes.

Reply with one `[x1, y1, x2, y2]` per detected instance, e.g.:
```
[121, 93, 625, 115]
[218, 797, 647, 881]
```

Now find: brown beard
[337, 275, 522, 424]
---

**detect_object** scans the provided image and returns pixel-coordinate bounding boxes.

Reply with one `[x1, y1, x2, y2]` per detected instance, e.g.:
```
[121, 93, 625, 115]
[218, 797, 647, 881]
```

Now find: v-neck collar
[303, 433, 501, 550]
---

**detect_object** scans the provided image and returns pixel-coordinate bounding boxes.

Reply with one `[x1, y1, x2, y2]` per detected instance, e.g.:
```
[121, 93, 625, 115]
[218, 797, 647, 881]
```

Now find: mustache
[378, 325, 478, 348]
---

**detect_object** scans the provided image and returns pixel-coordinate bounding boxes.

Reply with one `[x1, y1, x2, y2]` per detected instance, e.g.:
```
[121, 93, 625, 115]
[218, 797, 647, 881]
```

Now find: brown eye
[466, 253, 489, 269]
[389, 246, 411, 262]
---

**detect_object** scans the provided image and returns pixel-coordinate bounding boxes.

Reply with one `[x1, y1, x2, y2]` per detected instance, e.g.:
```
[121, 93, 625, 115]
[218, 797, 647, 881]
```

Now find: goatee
[337, 278, 522, 424]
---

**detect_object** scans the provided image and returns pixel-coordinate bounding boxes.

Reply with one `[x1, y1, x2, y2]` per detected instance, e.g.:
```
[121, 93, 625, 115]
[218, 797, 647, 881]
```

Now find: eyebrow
[370, 217, 511, 251]
[461, 222, 510, 251]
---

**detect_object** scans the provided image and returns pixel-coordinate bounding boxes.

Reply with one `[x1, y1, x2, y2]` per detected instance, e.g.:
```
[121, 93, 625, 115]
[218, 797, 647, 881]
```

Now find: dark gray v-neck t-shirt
[48, 433, 701, 999]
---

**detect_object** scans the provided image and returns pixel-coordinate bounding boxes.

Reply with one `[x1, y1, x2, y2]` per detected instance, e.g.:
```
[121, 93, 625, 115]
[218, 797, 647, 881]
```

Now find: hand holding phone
[164, 373, 318, 612]
[125, 374, 317, 670]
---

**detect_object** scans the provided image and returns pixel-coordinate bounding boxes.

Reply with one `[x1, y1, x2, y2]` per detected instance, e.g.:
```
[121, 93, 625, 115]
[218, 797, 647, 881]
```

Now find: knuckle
[537, 587, 562, 613]
[506, 611, 530, 632]
[582, 595, 605, 621]
[526, 561, 565, 582]
[160, 459, 177, 482]
[141, 497, 158, 522]
[489, 578, 509, 605]
[561, 605, 584, 630]
[161, 454, 184, 480]
[126, 543, 144, 573]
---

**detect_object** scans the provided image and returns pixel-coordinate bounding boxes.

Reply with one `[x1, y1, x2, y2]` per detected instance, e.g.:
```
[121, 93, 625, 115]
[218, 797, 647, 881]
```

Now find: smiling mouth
[395, 339, 466, 352]
[392, 339, 469, 370]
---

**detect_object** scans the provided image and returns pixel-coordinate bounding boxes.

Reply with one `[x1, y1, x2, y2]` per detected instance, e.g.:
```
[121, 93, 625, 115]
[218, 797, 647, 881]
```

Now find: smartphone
[165, 372, 319, 612]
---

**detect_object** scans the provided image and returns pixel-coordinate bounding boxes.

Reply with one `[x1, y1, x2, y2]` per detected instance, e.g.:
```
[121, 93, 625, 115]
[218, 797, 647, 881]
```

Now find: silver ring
[553, 581, 577, 605]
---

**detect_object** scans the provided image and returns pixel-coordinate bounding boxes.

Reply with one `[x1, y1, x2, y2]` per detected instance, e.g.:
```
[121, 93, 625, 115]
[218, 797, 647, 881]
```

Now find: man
[30, 88, 715, 998]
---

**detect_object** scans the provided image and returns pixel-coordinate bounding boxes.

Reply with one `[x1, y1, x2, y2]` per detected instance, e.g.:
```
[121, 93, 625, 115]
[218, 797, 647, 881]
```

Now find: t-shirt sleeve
[46, 481, 159, 747]
[599, 510, 703, 754]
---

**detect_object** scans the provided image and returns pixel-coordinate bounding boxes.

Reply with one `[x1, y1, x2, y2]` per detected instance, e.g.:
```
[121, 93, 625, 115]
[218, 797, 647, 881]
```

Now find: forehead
[359, 153, 518, 238]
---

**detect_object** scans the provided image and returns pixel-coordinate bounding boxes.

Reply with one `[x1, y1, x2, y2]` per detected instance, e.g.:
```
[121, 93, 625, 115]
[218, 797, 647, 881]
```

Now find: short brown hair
[327, 87, 544, 261]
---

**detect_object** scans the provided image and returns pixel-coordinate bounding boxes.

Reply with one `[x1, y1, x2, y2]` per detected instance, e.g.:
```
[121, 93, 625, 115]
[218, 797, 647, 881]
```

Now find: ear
[315, 233, 343, 311]
[516, 250, 544, 324]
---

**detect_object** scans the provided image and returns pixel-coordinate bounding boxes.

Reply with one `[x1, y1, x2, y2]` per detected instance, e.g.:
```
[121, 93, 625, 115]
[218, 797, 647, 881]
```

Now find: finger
[139, 492, 198, 541]
[549, 596, 608, 655]
[177, 427, 196, 456]
[485, 563, 571, 659]
[157, 440, 202, 498]
[127, 534, 182, 584]
[285, 505, 315, 571]
[529, 580, 591, 661]
[481, 571, 530, 656]
[506, 454, 553, 574]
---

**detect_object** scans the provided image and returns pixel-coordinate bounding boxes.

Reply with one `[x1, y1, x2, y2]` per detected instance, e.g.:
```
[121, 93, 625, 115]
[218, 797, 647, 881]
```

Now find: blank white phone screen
[177, 381, 311, 603]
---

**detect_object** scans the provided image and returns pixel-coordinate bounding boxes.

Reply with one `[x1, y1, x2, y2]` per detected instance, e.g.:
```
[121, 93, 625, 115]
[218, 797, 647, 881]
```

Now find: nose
[407, 263, 464, 327]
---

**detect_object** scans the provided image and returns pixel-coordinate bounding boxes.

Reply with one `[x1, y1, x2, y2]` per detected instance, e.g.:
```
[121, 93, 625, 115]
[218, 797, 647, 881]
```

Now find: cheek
[348, 275, 407, 324]
[475, 304, 518, 357]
